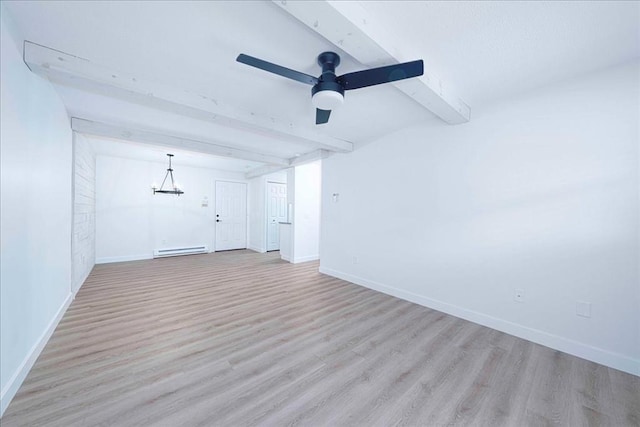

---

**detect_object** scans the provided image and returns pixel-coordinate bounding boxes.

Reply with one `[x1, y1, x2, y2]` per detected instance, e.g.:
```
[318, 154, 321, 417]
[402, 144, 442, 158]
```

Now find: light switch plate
[576, 301, 591, 318]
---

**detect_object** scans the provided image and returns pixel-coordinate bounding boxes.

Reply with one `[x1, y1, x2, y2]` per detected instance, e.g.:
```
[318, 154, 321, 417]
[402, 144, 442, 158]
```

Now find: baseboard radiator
[153, 245, 208, 258]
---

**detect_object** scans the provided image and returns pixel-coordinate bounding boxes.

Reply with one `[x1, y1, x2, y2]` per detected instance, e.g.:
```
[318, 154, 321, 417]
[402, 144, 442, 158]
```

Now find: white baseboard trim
[281, 254, 291, 262]
[292, 255, 319, 264]
[0, 293, 73, 417]
[248, 245, 266, 253]
[319, 266, 640, 376]
[96, 254, 152, 264]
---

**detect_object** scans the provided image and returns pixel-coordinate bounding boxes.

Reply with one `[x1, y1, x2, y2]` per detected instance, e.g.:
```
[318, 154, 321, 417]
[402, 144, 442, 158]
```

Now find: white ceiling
[4, 1, 639, 172]
[362, 1, 640, 106]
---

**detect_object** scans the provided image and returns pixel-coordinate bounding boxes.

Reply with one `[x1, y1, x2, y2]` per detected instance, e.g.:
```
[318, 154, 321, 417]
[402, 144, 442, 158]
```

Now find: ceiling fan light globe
[312, 90, 344, 111]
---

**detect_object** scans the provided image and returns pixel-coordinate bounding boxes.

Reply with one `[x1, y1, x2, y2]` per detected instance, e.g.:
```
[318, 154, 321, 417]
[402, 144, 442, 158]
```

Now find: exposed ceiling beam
[273, 1, 471, 125]
[289, 149, 332, 167]
[24, 41, 354, 153]
[245, 149, 332, 179]
[71, 118, 290, 166]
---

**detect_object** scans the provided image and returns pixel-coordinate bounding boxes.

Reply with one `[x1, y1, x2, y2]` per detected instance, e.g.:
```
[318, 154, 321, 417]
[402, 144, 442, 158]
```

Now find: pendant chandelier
[151, 154, 184, 195]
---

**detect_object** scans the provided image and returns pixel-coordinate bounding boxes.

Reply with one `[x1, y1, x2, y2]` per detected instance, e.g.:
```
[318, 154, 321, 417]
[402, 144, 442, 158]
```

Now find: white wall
[96, 154, 247, 262]
[72, 133, 96, 291]
[292, 161, 321, 263]
[321, 62, 640, 375]
[0, 8, 73, 415]
[248, 170, 287, 253]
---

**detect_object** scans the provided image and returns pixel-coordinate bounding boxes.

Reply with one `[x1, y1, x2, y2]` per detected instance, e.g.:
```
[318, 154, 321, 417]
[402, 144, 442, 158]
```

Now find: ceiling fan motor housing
[311, 52, 345, 110]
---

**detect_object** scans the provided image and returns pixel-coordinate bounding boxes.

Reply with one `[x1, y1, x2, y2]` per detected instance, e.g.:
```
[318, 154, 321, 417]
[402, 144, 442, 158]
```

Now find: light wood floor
[3, 250, 639, 426]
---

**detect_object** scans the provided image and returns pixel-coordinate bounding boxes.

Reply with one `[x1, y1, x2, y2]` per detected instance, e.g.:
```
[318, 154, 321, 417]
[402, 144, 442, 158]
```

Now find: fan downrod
[317, 51, 341, 74]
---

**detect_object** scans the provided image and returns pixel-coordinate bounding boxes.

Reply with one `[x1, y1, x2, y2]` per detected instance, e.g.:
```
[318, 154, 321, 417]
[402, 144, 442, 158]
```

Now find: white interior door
[215, 181, 247, 251]
[266, 182, 287, 251]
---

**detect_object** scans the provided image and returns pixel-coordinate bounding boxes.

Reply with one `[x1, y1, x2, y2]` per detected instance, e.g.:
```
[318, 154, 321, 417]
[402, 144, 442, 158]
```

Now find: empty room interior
[1, 1, 639, 425]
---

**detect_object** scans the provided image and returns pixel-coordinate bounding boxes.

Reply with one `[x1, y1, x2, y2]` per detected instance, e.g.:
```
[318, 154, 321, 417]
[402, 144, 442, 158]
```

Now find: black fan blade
[338, 60, 424, 90]
[316, 109, 331, 125]
[237, 54, 318, 86]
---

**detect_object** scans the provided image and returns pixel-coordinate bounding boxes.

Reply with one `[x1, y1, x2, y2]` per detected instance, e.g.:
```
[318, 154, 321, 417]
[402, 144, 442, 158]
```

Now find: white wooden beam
[288, 149, 332, 167]
[71, 118, 290, 166]
[245, 149, 332, 179]
[273, 1, 471, 125]
[24, 41, 353, 153]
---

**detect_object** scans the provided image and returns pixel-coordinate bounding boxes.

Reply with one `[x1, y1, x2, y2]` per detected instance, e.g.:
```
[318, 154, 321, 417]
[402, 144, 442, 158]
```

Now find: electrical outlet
[514, 289, 525, 303]
[576, 301, 591, 318]
[352, 256, 358, 264]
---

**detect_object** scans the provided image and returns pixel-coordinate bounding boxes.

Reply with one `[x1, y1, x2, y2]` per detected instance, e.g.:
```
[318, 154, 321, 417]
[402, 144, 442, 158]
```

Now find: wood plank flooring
[3, 250, 639, 426]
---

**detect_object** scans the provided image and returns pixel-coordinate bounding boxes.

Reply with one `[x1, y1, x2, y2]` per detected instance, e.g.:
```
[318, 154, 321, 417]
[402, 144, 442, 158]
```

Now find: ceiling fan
[236, 51, 424, 125]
